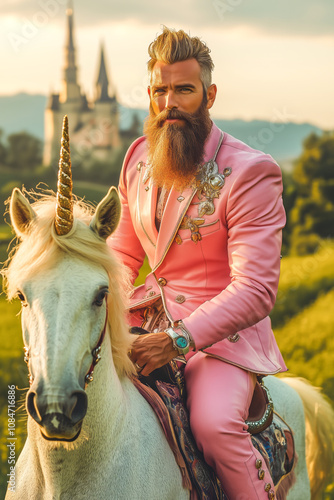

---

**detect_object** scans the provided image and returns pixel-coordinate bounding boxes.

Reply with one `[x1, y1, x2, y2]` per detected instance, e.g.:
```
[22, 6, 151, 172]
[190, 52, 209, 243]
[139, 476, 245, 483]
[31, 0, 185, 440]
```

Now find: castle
[43, 3, 123, 167]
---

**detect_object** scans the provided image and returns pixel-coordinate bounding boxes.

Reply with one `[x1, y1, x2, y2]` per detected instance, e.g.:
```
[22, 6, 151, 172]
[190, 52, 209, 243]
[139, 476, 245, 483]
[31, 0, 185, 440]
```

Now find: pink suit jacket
[108, 122, 287, 375]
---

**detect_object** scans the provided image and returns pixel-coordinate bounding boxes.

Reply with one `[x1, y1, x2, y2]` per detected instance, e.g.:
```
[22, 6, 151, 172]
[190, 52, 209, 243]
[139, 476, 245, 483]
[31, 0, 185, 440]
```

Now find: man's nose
[165, 91, 178, 109]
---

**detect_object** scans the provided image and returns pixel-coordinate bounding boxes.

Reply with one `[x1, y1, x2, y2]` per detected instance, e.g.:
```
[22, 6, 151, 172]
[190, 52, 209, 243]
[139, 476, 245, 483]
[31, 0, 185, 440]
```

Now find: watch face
[176, 337, 188, 349]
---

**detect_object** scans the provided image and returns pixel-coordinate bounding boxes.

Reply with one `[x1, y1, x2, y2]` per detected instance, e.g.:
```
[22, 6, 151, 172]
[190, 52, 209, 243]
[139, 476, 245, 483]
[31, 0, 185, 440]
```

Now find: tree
[281, 170, 298, 254]
[6, 132, 42, 170]
[0, 130, 7, 165]
[289, 131, 334, 254]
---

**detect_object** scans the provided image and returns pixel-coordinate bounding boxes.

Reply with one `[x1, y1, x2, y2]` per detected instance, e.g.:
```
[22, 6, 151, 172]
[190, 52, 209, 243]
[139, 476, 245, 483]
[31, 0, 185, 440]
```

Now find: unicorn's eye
[17, 291, 27, 305]
[93, 288, 109, 307]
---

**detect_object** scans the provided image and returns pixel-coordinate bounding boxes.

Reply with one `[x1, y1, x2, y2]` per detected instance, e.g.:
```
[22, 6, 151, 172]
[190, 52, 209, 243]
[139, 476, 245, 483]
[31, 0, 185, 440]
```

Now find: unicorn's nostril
[69, 390, 88, 424]
[27, 391, 43, 424]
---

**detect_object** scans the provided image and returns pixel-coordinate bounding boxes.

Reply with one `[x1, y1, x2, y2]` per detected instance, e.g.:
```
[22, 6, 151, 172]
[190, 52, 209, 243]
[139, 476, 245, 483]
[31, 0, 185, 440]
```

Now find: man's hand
[129, 332, 178, 376]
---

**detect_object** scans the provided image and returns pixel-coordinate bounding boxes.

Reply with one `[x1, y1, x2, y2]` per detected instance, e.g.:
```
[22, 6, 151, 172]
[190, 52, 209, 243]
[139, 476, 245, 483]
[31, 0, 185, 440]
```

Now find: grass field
[1, 240, 333, 497]
[272, 240, 334, 328]
[274, 289, 334, 398]
[0, 298, 22, 357]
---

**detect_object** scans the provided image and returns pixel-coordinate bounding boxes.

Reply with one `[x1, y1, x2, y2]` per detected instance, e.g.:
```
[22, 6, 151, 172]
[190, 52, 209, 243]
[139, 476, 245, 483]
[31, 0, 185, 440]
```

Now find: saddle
[131, 327, 296, 499]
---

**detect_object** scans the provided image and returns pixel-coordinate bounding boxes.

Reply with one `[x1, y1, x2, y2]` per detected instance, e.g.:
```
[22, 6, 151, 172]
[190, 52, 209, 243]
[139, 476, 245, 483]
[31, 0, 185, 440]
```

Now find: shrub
[290, 232, 321, 256]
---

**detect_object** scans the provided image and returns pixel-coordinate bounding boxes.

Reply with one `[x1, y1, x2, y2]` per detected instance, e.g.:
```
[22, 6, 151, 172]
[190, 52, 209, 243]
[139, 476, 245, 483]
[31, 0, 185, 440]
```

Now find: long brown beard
[143, 98, 212, 192]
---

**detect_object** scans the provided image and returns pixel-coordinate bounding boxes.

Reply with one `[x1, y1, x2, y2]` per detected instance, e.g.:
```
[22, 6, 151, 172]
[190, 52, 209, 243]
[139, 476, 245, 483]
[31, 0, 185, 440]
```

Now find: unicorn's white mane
[2, 193, 135, 378]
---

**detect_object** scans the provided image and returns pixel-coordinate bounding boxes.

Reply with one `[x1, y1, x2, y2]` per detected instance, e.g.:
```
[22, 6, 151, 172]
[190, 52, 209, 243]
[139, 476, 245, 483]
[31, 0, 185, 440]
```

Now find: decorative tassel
[276, 453, 298, 500]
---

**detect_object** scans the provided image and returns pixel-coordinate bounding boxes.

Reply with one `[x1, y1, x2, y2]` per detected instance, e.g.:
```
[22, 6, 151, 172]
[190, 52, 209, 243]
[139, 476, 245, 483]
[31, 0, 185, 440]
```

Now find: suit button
[175, 295, 186, 304]
[227, 333, 240, 343]
[158, 277, 167, 286]
[148, 291, 156, 297]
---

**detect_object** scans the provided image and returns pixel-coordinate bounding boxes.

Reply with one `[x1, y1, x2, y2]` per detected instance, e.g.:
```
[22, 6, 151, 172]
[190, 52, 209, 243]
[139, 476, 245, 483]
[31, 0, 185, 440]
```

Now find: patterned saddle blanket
[133, 371, 295, 500]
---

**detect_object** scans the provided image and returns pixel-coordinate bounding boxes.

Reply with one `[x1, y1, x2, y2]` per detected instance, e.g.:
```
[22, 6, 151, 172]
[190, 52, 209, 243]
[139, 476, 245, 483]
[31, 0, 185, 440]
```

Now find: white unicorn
[3, 117, 334, 500]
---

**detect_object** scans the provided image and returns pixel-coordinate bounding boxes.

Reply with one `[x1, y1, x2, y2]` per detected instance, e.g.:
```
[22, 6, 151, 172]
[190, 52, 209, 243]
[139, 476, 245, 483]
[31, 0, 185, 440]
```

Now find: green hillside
[274, 289, 334, 398]
[271, 241, 334, 328]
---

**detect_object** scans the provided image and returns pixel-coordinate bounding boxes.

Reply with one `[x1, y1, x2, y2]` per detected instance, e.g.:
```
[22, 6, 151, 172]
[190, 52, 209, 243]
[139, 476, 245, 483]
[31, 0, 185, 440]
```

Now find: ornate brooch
[175, 215, 205, 244]
[175, 216, 220, 245]
[174, 160, 232, 244]
[194, 160, 232, 217]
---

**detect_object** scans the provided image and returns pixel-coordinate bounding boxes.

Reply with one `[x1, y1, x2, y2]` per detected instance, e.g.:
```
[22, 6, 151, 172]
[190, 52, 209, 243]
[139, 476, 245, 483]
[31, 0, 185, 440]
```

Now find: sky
[0, 0, 333, 129]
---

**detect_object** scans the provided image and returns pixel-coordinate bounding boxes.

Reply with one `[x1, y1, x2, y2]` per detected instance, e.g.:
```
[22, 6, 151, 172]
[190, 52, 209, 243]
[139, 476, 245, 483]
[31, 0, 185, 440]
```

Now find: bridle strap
[85, 299, 109, 386]
[24, 299, 109, 388]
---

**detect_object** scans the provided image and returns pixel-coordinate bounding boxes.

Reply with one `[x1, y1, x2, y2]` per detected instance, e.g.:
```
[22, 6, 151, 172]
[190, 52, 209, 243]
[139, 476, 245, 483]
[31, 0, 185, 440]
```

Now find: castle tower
[59, 0, 81, 104]
[43, 1, 120, 167]
[96, 43, 114, 103]
[93, 43, 121, 159]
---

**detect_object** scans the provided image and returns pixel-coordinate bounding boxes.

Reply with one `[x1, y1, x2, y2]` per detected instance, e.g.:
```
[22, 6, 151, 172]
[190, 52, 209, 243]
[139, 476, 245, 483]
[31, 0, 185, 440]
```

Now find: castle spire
[64, 0, 77, 84]
[95, 42, 115, 102]
[66, 0, 75, 57]
[60, 0, 81, 103]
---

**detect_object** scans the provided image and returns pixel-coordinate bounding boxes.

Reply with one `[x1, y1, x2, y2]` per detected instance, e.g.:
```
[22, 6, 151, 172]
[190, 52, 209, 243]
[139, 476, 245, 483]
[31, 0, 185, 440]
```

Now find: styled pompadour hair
[147, 26, 214, 91]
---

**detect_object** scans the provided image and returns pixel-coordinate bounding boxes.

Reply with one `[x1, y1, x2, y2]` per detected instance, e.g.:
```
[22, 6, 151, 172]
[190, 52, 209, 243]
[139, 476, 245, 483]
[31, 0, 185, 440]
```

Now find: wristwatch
[164, 327, 190, 355]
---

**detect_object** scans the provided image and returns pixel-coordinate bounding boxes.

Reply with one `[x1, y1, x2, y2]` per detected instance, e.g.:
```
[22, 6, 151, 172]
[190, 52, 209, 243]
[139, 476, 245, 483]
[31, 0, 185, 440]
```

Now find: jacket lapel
[137, 164, 158, 249]
[152, 185, 197, 271]
[202, 123, 223, 163]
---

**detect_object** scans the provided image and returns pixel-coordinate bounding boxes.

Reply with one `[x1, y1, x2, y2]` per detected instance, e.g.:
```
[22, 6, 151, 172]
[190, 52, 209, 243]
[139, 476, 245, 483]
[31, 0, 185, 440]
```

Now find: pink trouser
[184, 351, 276, 500]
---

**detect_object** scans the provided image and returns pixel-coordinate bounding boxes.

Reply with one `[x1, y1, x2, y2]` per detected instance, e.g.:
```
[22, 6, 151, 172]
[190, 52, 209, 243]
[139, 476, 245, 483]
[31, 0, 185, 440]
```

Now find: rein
[23, 299, 109, 389]
[85, 299, 109, 386]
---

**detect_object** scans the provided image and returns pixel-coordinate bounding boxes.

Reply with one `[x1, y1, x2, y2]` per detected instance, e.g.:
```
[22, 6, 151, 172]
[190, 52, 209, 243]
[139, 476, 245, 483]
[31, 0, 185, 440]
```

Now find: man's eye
[179, 87, 193, 93]
[153, 89, 165, 96]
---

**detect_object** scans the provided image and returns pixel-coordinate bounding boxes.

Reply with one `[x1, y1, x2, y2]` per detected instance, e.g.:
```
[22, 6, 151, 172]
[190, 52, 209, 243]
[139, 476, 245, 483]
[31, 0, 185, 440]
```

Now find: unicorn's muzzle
[27, 388, 87, 441]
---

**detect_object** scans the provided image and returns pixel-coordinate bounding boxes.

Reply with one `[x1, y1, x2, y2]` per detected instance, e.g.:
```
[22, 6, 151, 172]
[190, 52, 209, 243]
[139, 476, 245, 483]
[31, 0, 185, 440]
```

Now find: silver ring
[134, 362, 142, 371]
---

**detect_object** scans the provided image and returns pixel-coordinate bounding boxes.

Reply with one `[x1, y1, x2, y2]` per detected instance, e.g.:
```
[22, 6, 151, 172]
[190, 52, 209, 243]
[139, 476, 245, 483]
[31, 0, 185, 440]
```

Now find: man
[108, 27, 286, 500]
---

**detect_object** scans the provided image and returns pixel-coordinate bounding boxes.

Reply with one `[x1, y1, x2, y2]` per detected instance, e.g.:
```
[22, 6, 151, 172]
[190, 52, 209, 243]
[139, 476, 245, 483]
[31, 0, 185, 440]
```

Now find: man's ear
[147, 86, 151, 98]
[89, 187, 121, 240]
[206, 84, 217, 110]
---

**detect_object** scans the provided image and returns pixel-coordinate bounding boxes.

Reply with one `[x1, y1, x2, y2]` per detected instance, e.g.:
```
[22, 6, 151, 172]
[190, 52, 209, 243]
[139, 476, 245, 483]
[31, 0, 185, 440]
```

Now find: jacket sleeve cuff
[172, 319, 196, 351]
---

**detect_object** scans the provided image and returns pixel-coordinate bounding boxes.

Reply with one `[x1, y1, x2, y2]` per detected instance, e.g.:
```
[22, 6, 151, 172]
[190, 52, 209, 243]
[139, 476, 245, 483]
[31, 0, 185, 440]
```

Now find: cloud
[1, 0, 333, 37]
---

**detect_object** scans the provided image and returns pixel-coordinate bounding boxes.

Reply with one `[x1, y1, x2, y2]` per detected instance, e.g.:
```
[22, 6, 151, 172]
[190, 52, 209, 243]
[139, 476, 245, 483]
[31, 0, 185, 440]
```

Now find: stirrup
[246, 379, 274, 434]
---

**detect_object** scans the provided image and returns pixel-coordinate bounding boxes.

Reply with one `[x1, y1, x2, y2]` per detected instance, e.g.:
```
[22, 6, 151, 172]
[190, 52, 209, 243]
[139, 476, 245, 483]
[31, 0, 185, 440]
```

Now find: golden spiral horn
[55, 115, 73, 235]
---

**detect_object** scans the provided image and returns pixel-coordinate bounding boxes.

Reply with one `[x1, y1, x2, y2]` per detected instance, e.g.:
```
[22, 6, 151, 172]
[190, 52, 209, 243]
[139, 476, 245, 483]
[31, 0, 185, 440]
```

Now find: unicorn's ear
[10, 188, 37, 238]
[90, 187, 121, 240]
